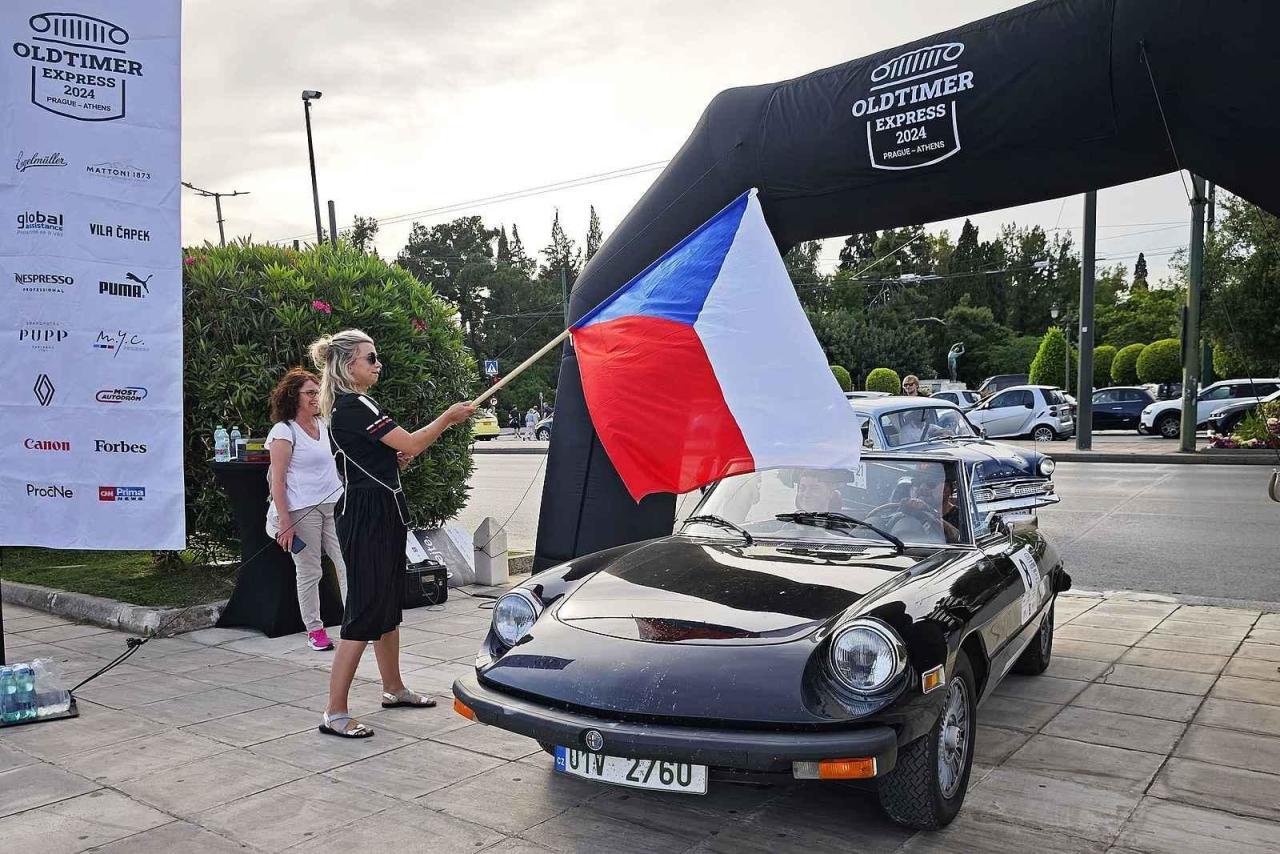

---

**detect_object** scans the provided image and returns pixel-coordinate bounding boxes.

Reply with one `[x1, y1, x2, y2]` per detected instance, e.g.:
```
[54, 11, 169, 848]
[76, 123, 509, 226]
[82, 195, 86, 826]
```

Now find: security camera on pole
[301, 90, 324, 244]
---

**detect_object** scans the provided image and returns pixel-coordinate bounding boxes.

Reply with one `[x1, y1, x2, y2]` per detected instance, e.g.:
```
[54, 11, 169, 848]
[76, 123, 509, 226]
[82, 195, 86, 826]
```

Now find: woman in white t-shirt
[267, 368, 347, 651]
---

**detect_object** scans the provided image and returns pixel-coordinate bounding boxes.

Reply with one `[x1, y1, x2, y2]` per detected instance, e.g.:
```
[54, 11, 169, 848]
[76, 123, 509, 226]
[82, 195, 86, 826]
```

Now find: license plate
[554, 746, 707, 795]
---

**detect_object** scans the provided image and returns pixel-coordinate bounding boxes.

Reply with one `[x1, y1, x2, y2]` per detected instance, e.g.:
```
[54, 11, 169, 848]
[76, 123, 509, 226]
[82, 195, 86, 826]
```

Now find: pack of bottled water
[0, 659, 73, 726]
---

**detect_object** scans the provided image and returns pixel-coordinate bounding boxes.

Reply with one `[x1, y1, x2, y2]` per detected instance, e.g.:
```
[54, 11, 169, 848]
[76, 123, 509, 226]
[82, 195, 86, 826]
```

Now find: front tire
[536, 428, 551, 441]
[1031, 425, 1057, 443]
[878, 651, 976, 830]
[1013, 600, 1054, 675]
[1156, 413, 1180, 439]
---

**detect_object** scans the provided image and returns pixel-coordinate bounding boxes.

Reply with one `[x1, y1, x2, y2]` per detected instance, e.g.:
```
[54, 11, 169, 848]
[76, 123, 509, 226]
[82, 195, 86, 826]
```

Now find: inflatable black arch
[536, 0, 1280, 570]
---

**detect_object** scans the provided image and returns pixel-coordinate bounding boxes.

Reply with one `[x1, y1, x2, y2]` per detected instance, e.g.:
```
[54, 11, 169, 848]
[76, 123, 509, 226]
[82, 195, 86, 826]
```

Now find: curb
[473, 444, 549, 455]
[1, 580, 224, 637]
[1045, 450, 1277, 465]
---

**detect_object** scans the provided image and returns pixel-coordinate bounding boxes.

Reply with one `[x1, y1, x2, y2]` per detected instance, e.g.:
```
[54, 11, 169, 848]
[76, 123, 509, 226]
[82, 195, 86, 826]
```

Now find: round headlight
[1039, 457, 1056, 476]
[829, 620, 906, 694]
[492, 591, 541, 647]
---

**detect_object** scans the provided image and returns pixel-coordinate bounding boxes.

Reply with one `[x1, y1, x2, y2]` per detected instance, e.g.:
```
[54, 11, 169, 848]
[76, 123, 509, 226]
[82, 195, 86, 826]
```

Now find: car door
[980, 389, 1034, 437]
[1120, 389, 1153, 427]
[1194, 384, 1235, 423]
[1091, 390, 1120, 429]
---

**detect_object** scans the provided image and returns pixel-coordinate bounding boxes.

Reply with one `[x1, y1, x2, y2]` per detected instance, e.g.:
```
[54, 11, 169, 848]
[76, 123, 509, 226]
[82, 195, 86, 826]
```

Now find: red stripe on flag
[574, 315, 755, 500]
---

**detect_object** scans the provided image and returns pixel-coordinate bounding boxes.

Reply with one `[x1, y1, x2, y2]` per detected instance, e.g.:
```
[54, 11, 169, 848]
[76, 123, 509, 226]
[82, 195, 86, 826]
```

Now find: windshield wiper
[682, 514, 754, 545]
[774, 511, 905, 554]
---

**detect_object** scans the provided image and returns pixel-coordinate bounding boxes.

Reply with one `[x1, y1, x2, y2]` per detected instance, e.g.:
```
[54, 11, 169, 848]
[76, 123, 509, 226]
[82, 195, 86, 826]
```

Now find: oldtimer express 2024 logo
[11, 11, 143, 122]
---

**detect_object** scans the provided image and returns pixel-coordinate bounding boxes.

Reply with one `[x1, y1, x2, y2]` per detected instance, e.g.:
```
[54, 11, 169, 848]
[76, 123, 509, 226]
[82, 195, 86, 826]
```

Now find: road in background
[458, 456, 1280, 607]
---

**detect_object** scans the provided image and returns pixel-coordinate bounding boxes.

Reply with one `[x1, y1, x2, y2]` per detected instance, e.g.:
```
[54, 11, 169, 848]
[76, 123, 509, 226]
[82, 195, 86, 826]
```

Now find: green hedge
[830, 365, 852, 392]
[865, 367, 901, 394]
[1112, 343, 1146, 384]
[183, 242, 477, 557]
[1028, 327, 1076, 391]
[1093, 345, 1117, 388]
[1136, 338, 1182, 384]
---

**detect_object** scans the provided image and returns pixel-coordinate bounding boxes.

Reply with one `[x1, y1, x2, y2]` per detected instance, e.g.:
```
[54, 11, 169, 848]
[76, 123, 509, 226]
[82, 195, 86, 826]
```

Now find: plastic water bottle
[214, 425, 230, 462]
[229, 426, 242, 460]
[12, 665, 36, 721]
[0, 667, 17, 724]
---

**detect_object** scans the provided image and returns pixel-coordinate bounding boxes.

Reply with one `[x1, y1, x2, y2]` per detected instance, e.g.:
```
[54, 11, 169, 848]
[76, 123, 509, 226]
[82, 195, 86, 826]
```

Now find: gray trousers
[288, 502, 347, 632]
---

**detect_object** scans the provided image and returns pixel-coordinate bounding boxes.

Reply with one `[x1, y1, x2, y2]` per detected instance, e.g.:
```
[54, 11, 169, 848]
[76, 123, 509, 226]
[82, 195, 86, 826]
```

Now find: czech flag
[571, 189, 861, 501]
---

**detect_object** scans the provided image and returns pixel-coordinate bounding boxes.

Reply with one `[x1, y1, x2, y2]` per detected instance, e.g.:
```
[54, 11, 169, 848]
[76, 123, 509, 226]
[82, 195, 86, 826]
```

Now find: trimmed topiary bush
[182, 241, 478, 558]
[830, 365, 852, 392]
[865, 367, 901, 394]
[1136, 337, 1182, 384]
[1093, 345, 1117, 388]
[1028, 327, 1076, 392]
[1112, 343, 1146, 384]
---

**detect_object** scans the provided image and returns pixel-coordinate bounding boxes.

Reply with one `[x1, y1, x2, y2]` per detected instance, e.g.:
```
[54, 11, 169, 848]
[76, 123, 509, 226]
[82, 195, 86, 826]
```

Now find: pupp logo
[11, 12, 142, 122]
[99, 485, 145, 502]
[19, 321, 68, 351]
[851, 42, 974, 171]
[17, 210, 63, 235]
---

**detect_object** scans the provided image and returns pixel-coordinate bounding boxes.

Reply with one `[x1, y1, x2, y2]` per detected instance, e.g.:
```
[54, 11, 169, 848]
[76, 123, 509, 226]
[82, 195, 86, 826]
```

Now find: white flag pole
[471, 328, 571, 408]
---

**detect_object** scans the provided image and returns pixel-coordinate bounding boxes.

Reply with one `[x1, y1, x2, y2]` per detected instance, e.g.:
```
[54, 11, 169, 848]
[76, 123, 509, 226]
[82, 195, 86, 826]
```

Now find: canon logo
[27, 483, 74, 499]
[25, 438, 70, 451]
[94, 439, 147, 454]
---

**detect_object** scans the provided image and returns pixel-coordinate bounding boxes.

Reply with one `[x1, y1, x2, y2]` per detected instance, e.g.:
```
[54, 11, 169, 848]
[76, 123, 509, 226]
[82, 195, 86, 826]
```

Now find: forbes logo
[17, 210, 63, 234]
[96, 386, 147, 403]
[28, 483, 73, 499]
[95, 439, 146, 454]
[99, 485, 145, 502]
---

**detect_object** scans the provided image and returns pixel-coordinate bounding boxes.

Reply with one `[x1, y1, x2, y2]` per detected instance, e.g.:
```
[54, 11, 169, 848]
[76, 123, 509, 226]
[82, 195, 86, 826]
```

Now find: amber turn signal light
[922, 665, 945, 694]
[453, 698, 477, 720]
[792, 757, 878, 779]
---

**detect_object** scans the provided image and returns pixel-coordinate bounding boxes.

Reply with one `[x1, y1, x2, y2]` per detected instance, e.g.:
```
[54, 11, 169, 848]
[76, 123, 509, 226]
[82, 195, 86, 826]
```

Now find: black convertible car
[453, 453, 1070, 830]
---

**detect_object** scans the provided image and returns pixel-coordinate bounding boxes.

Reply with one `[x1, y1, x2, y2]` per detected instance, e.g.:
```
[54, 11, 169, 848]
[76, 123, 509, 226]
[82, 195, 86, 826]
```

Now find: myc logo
[12, 12, 142, 122]
[28, 483, 73, 499]
[14, 272, 73, 294]
[86, 160, 150, 183]
[852, 41, 974, 170]
[33, 373, 55, 406]
[15, 149, 66, 172]
[99, 485, 145, 502]
[19, 322, 68, 351]
[95, 439, 146, 454]
[99, 272, 151, 298]
[17, 210, 63, 235]
[25, 438, 70, 451]
[96, 386, 147, 403]
[89, 221, 151, 242]
[92, 329, 147, 357]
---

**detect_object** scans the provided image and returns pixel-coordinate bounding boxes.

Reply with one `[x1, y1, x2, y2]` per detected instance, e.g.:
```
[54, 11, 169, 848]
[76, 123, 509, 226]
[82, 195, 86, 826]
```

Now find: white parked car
[964, 385, 1075, 442]
[932, 389, 982, 409]
[1139, 378, 1280, 439]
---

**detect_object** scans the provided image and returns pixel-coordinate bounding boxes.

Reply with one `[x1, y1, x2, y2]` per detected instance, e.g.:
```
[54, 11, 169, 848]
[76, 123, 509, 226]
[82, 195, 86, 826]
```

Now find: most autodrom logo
[11, 12, 143, 122]
[851, 42, 974, 171]
[96, 386, 148, 403]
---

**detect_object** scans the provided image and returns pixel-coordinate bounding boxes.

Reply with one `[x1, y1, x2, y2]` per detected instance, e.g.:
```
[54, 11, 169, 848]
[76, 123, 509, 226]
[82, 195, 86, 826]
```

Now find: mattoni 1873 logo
[11, 12, 142, 122]
[15, 272, 73, 295]
[99, 485, 145, 502]
[86, 160, 151, 183]
[96, 386, 147, 403]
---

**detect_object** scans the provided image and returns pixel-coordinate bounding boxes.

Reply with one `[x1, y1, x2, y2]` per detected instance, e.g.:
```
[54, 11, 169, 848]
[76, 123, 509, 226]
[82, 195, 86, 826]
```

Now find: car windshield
[688, 461, 967, 546]
[878, 406, 977, 447]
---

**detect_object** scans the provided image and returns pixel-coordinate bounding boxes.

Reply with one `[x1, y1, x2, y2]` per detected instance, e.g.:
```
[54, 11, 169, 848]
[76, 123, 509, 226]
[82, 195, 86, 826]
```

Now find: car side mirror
[977, 426, 987, 438]
[990, 516, 1014, 545]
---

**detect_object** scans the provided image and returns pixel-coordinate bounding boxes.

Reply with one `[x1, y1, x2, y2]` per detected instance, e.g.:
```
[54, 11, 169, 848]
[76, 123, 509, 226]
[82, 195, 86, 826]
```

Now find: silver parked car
[964, 385, 1075, 442]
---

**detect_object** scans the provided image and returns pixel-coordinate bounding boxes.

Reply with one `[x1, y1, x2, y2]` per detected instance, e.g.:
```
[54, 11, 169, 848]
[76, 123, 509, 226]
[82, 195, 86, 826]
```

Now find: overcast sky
[181, 0, 1192, 280]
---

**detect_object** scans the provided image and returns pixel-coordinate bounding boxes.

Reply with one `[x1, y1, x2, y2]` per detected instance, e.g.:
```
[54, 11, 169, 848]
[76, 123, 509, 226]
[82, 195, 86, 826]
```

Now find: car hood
[913, 439, 1043, 482]
[552, 536, 925, 645]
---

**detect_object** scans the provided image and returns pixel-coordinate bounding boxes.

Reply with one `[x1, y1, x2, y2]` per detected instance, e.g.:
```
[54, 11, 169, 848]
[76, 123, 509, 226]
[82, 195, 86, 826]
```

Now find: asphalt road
[457, 456, 1280, 609]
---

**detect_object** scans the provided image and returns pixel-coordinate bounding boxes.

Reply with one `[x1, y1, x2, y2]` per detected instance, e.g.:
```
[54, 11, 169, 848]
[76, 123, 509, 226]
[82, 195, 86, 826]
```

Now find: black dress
[330, 392, 409, 641]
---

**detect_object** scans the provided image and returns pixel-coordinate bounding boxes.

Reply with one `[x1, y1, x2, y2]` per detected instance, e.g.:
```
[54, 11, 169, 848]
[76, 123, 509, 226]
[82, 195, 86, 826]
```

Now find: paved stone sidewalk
[3, 592, 1279, 853]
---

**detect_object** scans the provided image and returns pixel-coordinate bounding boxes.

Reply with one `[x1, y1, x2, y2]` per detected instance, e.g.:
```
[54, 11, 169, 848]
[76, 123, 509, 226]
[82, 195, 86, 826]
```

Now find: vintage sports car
[454, 453, 1071, 829]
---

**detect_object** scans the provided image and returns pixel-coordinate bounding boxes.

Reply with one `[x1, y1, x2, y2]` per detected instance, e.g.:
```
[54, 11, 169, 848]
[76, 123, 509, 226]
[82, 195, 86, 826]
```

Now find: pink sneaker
[307, 628, 334, 651]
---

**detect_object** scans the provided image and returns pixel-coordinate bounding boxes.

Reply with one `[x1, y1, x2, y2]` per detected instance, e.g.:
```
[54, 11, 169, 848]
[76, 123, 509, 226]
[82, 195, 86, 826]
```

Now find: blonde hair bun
[308, 335, 332, 370]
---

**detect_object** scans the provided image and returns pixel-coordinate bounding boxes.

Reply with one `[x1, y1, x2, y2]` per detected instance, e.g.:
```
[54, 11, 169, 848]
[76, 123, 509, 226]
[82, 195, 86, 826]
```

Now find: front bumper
[453, 673, 899, 775]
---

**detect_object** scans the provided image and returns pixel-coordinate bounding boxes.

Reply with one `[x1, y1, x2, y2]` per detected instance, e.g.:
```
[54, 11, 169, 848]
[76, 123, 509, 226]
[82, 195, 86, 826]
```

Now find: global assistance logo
[851, 42, 975, 171]
[16, 209, 64, 236]
[99, 485, 145, 502]
[11, 12, 142, 122]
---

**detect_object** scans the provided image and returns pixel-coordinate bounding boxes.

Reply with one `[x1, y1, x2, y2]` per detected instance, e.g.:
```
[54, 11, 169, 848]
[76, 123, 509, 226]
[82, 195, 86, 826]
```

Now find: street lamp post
[301, 90, 324, 244]
[1050, 304, 1070, 392]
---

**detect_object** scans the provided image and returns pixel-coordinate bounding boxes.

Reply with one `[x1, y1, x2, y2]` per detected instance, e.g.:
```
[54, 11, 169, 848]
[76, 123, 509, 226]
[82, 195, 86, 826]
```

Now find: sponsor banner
[0, 0, 182, 549]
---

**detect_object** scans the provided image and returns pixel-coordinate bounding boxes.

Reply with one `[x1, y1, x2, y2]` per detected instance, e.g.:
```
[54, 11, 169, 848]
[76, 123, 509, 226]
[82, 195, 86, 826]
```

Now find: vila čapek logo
[89, 221, 151, 242]
[99, 485, 145, 502]
[96, 386, 147, 403]
[33, 373, 55, 406]
[15, 272, 73, 295]
[86, 160, 151, 183]
[25, 438, 71, 452]
[851, 41, 974, 170]
[99, 272, 151, 298]
[16, 209, 64, 235]
[15, 149, 66, 172]
[11, 12, 142, 122]
[19, 321, 68, 351]
[28, 483, 74, 499]
[92, 328, 147, 356]
[95, 439, 147, 454]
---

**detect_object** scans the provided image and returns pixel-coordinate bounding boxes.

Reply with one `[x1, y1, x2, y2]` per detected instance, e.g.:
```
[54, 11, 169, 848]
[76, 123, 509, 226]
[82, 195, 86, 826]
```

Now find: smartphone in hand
[290, 536, 307, 554]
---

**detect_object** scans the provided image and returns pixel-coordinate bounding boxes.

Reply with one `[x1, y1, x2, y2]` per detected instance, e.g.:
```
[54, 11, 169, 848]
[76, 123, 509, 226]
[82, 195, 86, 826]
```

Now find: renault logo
[584, 730, 604, 752]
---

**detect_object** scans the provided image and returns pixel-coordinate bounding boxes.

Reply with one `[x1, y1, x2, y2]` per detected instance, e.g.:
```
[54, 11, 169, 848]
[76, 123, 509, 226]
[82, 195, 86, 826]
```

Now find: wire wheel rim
[937, 676, 970, 799]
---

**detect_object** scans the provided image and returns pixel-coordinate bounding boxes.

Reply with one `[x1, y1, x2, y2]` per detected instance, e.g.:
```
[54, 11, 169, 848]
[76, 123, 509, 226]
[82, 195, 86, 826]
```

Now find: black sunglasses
[363, 352, 380, 365]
